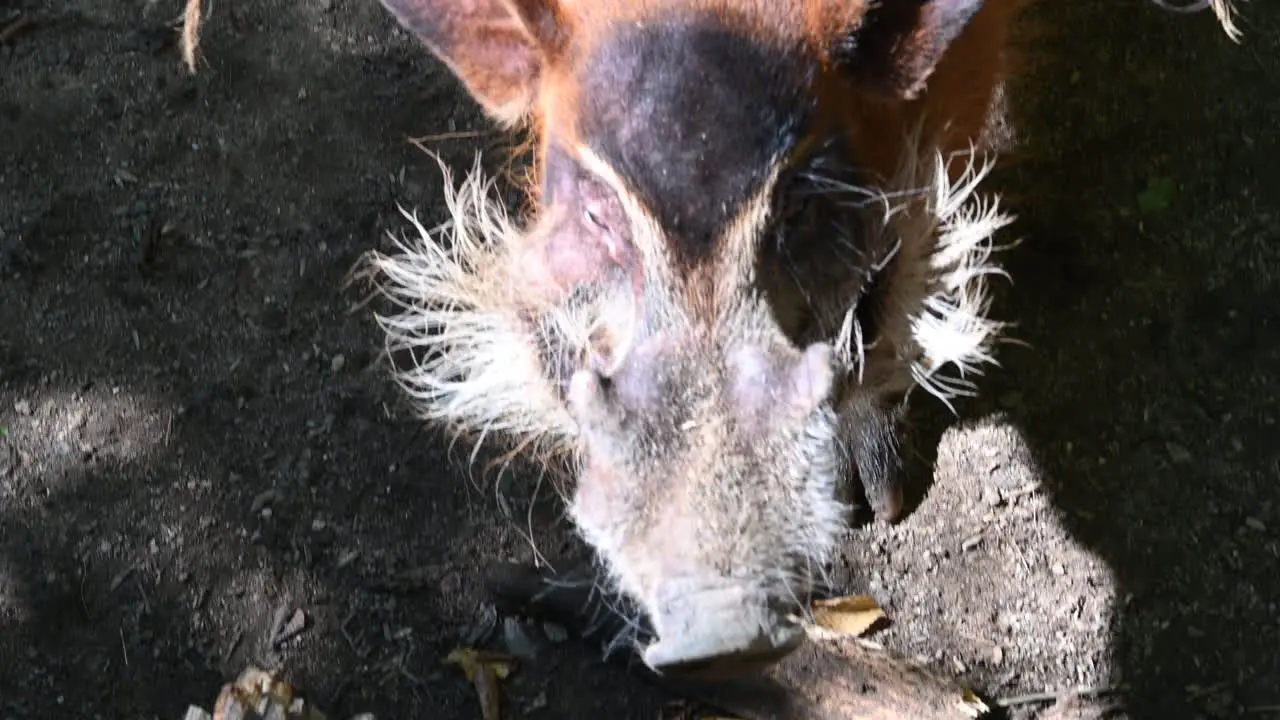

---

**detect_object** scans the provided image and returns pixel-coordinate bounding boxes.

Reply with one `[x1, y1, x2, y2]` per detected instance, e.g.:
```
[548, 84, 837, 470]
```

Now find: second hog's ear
[829, 0, 987, 100]
[379, 0, 564, 127]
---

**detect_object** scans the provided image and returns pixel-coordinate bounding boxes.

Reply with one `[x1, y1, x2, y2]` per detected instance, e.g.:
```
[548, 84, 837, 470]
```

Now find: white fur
[1150, 0, 1246, 42]
[361, 155, 579, 466]
[829, 141, 1016, 415]
[905, 148, 1016, 411]
[366, 141, 1016, 452]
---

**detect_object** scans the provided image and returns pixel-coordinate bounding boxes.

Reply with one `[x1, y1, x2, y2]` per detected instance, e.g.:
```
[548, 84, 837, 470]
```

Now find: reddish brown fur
[483, 1, 1024, 348]
[501, 0, 1026, 193]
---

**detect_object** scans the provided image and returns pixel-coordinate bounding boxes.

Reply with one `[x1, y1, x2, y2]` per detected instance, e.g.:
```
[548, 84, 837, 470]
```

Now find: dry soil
[1, 1, 1278, 719]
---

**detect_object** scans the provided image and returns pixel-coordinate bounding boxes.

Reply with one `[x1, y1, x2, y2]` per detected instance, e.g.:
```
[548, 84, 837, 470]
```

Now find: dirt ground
[2, 1, 1278, 719]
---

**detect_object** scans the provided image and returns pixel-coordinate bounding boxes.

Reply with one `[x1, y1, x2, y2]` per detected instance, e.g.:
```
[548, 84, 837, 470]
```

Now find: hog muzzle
[640, 585, 806, 680]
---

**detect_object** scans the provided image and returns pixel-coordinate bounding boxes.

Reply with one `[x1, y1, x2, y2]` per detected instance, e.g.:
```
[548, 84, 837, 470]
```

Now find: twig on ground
[996, 686, 1120, 708]
[408, 130, 489, 144]
[181, 0, 203, 73]
[0, 14, 34, 44]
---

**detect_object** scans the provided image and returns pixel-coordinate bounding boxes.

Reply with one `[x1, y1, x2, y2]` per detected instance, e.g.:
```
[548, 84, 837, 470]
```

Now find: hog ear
[831, 0, 986, 100]
[379, 0, 562, 126]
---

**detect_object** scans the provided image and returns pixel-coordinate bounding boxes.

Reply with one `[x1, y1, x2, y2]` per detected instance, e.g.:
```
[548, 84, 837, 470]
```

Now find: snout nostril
[648, 637, 803, 681]
[641, 619, 806, 681]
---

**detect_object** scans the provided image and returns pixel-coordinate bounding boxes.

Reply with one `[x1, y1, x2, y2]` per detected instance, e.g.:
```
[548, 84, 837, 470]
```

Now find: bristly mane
[356, 134, 1015, 468]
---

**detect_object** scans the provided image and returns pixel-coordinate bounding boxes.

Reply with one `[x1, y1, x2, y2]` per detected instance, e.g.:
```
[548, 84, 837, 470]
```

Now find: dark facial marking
[537, 142, 636, 289]
[577, 15, 815, 266]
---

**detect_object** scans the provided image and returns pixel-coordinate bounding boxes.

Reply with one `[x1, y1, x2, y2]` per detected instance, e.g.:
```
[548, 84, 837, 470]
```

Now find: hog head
[374, 0, 1013, 679]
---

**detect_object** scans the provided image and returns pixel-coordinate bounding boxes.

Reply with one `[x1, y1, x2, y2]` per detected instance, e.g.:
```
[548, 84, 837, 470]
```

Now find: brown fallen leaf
[210, 666, 328, 720]
[446, 647, 517, 720]
[810, 594, 889, 637]
[959, 688, 992, 718]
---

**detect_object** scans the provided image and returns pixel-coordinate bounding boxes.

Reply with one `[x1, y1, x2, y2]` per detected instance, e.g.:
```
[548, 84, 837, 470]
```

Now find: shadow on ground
[1, 0, 1277, 719]
[965, 2, 1280, 715]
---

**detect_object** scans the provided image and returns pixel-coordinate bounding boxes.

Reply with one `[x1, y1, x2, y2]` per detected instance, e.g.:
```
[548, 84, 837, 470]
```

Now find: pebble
[274, 609, 308, 645]
[502, 617, 539, 660]
[542, 622, 569, 643]
[1052, 562, 1066, 576]
[330, 354, 346, 372]
[250, 489, 279, 513]
[1245, 517, 1265, 532]
[1167, 442, 1192, 464]
[997, 390, 1023, 408]
[982, 485, 1003, 508]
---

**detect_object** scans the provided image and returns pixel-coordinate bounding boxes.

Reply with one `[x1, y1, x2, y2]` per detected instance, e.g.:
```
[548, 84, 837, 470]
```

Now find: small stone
[502, 617, 539, 660]
[991, 645, 1004, 666]
[1167, 442, 1192, 464]
[311, 517, 327, 532]
[13, 399, 30, 415]
[1245, 517, 1266, 532]
[250, 489, 279, 513]
[1051, 562, 1066, 576]
[260, 506, 273, 520]
[997, 390, 1023, 409]
[272, 608, 308, 646]
[982, 486, 1003, 508]
[330, 354, 346, 372]
[525, 692, 548, 712]
[542, 622, 569, 643]
[461, 604, 498, 646]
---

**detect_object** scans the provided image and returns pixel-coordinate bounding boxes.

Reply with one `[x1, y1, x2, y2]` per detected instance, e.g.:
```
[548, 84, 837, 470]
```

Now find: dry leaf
[958, 687, 992, 718]
[446, 647, 517, 720]
[210, 666, 328, 720]
[811, 594, 888, 637]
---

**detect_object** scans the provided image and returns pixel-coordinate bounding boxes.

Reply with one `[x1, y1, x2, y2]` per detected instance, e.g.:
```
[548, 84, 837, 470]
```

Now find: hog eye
[584, 206, 606, 230]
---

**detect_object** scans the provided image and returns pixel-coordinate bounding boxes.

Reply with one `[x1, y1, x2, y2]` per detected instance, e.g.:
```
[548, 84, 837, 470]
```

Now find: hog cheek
[571, 458, 627, 537]
[514, 241, 565, 302]
[545, 228, 614, 288]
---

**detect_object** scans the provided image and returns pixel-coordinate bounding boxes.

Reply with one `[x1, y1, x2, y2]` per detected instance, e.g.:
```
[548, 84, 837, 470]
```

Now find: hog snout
[641, 582, 806, 679]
